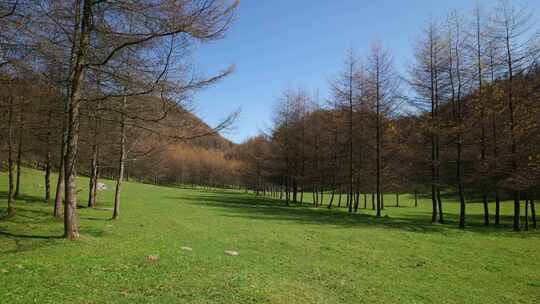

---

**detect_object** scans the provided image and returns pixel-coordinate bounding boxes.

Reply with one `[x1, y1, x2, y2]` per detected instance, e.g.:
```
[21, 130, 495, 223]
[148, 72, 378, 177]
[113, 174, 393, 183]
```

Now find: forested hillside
[0, 0, 240, 238]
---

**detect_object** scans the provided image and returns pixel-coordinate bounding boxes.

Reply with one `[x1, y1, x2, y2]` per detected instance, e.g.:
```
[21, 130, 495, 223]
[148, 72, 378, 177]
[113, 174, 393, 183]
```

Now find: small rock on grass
[146, 255, 159, 263]
[180, 246, 193, 252]
[225, 250, 239, 256]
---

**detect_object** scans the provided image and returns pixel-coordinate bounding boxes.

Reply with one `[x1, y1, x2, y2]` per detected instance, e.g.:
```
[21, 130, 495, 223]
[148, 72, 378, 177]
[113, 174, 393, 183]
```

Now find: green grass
[0, 168, 539, 303]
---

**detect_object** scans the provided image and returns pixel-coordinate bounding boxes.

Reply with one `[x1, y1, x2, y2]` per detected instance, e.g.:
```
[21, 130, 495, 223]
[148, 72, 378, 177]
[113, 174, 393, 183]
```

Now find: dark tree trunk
[513, 192, 520, 232]
[525, 198, 529, 231]
[430, 37, 438, 224]
[44, 108, 53, 204]
[320, 187, 324, 208]
[7, 96, 15, 216]
[14, 118, 23, 198]
[354, 191, 359, 213]
[44, 151, 51, 204]
[495, 190, 501, 225]
[531, 199, 537, 229]
[328, 188, 335, 208]
[414, 190, 418, 208]
[482, 195, 489, 226]
[364, 193, 367, 209]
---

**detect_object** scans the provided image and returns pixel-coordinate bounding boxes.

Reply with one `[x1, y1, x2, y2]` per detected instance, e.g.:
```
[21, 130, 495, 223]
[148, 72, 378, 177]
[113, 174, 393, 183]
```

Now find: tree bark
[44, 150, 51, 204]
[88, 144, 98, 208]
[525, 198, 529, 231]
[54, 130, 65, 218]
[363, 193, 367, 209]
[14, 108, 23, 198]
[44, 108, 53, 204]
[375, 58, 382, 217]
[531, 199, 536, 229]
[495, 191, 501, 225]
[7, 96, 15, 216]
[113, 94, 127, 220]
[63, 0, 92, 239]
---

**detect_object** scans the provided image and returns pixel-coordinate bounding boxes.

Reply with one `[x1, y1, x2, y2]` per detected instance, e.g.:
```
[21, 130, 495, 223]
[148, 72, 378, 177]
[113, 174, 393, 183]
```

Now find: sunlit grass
[0, 168, 538, 303]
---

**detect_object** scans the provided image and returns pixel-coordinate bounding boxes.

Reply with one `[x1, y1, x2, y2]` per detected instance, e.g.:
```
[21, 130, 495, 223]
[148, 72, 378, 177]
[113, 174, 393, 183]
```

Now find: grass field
[0, 168, 539, 303]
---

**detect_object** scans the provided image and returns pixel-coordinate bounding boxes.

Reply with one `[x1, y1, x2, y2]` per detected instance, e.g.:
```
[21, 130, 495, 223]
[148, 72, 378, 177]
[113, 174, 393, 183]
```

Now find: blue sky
[191, 0, 539, 144]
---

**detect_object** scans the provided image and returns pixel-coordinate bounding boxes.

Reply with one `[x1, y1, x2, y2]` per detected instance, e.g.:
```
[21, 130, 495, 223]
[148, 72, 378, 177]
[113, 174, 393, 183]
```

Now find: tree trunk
[354, 190, 359, 213]
[44, 108, 53, 204]
[54, 133, 65, 218]
[7, 96, 15, 216]
[375, 66, 382, 217]
[530, 199, 536, 229]
[63, 0, 93, 239]
[482, 195, 489, 226]
[14, 118, 23, 198]
[320, 187, 324, 208]
[525, 198, 529, 231]
[414, 190, 418, 208]
[44, 151, 51, 204]
[113, 96, 127, 220]
[88, 144, 98, 208]
[436, 188, 443, 223]
[495, 190, 501, 225]
[513, 192, 520, 231]
[328, 188, 335, 208]
[364, 193, 367, 209]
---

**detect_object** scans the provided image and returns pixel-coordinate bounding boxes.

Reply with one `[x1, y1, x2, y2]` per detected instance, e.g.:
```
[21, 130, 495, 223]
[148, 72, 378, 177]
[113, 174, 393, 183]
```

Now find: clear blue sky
[191, 0, 539, 144]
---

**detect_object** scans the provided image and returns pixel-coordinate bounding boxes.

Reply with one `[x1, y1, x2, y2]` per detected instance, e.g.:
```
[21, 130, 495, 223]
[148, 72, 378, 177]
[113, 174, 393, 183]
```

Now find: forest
[232, 3, 540, 231]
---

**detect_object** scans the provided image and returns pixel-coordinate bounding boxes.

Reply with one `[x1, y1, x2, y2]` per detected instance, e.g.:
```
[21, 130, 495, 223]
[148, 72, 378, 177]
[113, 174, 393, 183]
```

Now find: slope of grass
[0, 168, 539, 303]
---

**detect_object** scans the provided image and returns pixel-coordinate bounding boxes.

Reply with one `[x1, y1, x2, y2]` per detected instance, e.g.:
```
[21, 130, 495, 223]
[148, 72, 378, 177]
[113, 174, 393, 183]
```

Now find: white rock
[225, 250, 239, 256]
[97, 182, 108, 190]
[180, 246, 193, 252]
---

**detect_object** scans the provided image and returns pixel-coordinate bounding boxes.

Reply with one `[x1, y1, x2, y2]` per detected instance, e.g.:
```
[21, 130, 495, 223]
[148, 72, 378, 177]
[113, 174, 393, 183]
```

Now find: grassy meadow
[0, 168, 539, 303]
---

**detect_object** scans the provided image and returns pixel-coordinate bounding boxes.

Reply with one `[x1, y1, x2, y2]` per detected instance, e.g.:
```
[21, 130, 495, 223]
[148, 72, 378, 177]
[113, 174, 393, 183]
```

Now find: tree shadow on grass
[0, 191, 45, 204]
[0, 201, 108, 254]
[0, 231, 62, 240]
[171, 192, 539, 237]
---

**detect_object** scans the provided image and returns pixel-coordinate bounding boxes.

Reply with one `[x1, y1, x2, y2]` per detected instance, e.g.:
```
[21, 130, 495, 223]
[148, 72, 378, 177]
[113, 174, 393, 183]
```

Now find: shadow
[0, 231, 62, 240]
[80, 216, 111, 222]
[0, 191, 45, 204]
[172, 192, 539, 237]
[0, 198, 108, 255]
[171, 193, 447, 234]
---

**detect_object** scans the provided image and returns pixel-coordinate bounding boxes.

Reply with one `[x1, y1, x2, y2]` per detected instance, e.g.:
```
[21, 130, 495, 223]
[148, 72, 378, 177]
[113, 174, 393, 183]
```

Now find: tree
[490, 0, 538, 231]
[409, 19, 445, 223]
[366, 41, 399, 217]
